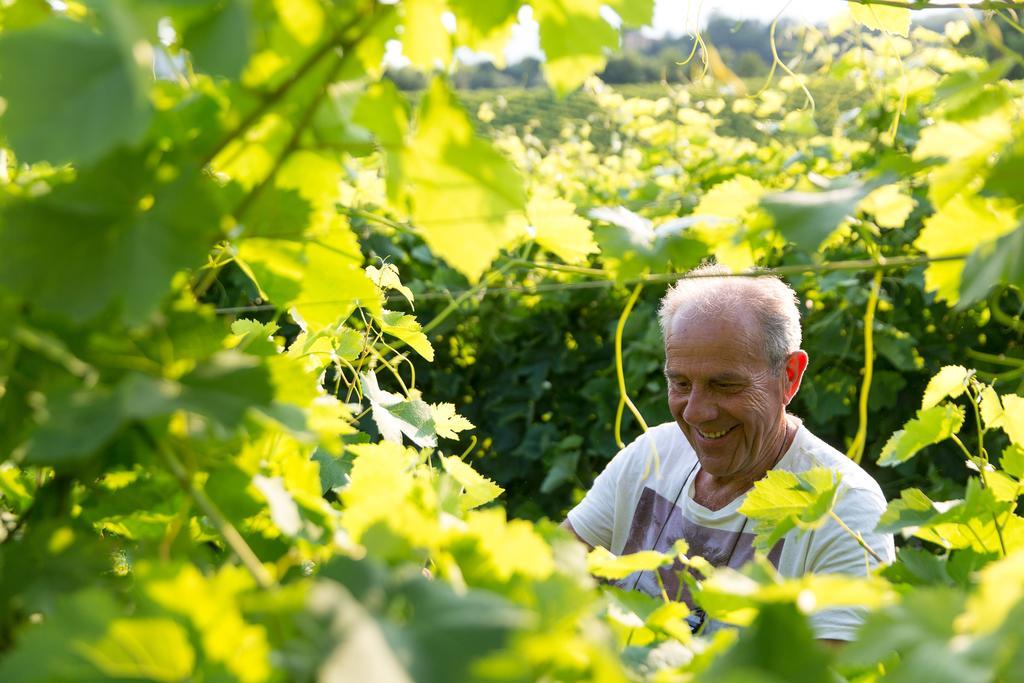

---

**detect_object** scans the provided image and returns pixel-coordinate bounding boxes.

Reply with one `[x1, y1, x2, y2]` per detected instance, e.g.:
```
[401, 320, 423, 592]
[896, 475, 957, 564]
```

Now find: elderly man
[562, 264, 894, 642]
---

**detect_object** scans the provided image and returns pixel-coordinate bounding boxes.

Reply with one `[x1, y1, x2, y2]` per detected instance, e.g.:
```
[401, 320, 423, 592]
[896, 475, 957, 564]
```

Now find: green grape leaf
[317, 556, 526, 683]
[921, 365, 970, 410]
[738, 467, 841, 551]
[353, 80, 409, 202]
[880, 481, 1014, 552]
[849, 1, 910, 37]
[703, 602, 832, 683]
[694, 176, 767, 219]
[24, 354, 274, 466]
[533, 0, 618, 95]
[934, 59, 1014, 122]
[876, 488, 943, 534]
[360, 372, 437, 448]
[401, 0, 451, 69]
[591, 206, 707, 280]
[984, 137, 1024, 202]
[587, 546, 673, 579]
[430, 403, 474, 439]
[958, 224, 1024, 307]
[924, 479, 1015, 553]
[313, 81, 376, 156]
[0, 158, 225, 325]
[913, 193, 1018, 305]
[0, 589, 195, 682]
[1000, 394, 1024, 446]
[878, 404, 965, 466]
[839, 588, 966, 673]
[858, 184, 916, 229]
[136, 563, 271, 682]
[239, 231, 380, 333]
[0, 13, 151, 164]
[366, 264, 415, 308]
[181, 0, 251, 78]
[1001, 444, 1024, 479]
[760, 178, 873, 253]
[313, 447, 351, 494]
[230, 318, 281, 356]
[402, 78, 528, 282]
[979, 385, 1005, 431]
[606, 0, 654, 26]
[379, 310, 434, 361]
[457, 508, 555, 582]
[448, 0, 519, 66]
[527, 187, 599, 265]
[959, 548, 1024, 635]
[441, 455, 503, 510]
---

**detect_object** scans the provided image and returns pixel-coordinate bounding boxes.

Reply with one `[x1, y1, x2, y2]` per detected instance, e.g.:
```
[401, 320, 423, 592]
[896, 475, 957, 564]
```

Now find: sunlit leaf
[605, 0, 654, 26]
[849, 1, 910, 37]
[0, 589, 195, 682]
[1000, 394, 1024, 446]
[430, 403, 475, 440]
[921, 365, 970, 410]
[360, 372, 437, 448]
[738, 467, 841, 551]
[379, 310, 434, 361]
[879, 404, 965, 466]
[138, 564, 271, 682]
[533, 0, 617, 96]
[403, 78, 528, 282]
[367, 263, 415, 308]
[528, 187, 599, 264]
[401, 0, 451, 69]
[914, 194, 1019, 305]
[448, 0, 520, 67]
[587, 546, 672, 580]
[959, 224, 1024, 306]
[441, 455, 503, 510]
[858, 183, 916, 228]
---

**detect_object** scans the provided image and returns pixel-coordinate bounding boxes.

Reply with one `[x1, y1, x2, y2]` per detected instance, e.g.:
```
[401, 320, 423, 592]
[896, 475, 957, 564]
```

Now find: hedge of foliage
[2, 1, 1024, 681]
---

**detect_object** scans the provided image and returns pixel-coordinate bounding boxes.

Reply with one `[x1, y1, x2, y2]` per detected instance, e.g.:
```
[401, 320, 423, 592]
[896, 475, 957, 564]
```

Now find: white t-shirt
[567, 420, 895, 641]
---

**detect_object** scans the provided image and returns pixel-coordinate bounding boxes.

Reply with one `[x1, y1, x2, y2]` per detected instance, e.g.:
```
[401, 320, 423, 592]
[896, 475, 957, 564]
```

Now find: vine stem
[848, 269, 883, 464]
[137, 426, 276, 589]
[613, 283, 649, 450]
[829, 510, 884, 563]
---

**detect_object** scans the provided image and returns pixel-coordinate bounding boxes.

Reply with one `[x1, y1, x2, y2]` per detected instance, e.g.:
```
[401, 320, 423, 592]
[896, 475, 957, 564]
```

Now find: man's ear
[783, 350, 809, 404]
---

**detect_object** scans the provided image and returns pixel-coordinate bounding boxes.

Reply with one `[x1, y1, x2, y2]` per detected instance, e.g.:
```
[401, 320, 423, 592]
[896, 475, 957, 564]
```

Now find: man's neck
[692, 417, 795, 511]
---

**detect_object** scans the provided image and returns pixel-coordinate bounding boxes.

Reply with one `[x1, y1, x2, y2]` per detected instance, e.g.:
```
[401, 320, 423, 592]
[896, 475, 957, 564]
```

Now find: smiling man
[562, 264, 894, 642]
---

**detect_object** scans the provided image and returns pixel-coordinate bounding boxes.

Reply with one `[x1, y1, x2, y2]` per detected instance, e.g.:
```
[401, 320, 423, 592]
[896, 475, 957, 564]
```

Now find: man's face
[664, 304, 802, 481]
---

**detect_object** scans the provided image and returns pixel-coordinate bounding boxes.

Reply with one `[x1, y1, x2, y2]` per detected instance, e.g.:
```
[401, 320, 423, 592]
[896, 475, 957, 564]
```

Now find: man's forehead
[664, 305, 768, 364]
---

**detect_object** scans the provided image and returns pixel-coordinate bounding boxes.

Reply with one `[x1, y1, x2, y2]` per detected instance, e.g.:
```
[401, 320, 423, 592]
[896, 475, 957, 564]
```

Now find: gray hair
[658, 263, 802, 371]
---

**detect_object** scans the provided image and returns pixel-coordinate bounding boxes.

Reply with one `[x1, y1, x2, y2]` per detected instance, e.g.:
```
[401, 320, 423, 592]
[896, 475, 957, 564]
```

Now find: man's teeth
[700, 427, 730, 439]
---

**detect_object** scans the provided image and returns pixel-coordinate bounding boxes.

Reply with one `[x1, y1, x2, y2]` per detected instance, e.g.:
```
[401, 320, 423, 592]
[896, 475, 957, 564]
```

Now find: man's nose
[682, 387, 717, 425]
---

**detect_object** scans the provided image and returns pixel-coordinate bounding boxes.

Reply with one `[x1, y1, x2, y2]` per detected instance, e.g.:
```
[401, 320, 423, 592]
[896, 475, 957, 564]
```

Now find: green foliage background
[2, 0, 1024, 681]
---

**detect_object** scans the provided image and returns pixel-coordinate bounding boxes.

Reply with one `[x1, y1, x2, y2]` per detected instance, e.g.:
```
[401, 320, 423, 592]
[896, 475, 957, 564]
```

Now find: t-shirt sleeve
[805, 483, 896, 641]
[566, 443, 634, 550]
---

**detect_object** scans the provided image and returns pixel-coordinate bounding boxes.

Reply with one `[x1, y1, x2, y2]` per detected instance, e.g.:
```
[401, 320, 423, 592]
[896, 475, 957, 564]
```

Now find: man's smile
[696, 425, 737, 440]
